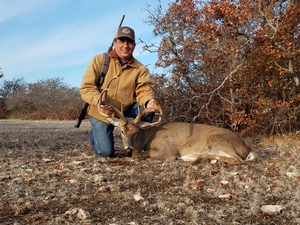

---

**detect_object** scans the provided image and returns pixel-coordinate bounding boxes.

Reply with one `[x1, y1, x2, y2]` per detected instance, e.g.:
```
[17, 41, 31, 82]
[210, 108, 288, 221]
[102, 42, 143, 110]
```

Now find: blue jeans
[89, 103, 154, 157]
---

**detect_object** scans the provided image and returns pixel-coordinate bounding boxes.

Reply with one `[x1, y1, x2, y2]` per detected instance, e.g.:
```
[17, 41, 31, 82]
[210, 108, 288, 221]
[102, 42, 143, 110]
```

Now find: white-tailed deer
[98, 90, 257, 165]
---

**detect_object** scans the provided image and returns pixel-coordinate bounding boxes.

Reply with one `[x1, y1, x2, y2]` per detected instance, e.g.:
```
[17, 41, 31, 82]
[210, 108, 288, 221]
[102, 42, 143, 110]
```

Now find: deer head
[97, 89, 163, 155]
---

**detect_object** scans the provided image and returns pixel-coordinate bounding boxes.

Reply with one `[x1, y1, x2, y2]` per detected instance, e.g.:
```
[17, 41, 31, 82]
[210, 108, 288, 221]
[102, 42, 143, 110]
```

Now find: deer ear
[107, 118, 121, 126]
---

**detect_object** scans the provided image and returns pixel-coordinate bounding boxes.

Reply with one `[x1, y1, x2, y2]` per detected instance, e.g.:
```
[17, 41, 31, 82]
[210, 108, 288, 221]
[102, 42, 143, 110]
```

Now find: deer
[98, 89, 257, 165]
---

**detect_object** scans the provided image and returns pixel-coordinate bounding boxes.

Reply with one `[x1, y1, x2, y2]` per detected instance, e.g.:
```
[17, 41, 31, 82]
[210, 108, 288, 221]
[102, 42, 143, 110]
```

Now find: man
[80, 26, 158, 157]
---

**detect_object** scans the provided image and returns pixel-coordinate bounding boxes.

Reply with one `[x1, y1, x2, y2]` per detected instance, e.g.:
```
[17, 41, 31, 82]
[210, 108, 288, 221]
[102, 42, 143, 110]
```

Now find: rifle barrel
[109, 15, 125, 50]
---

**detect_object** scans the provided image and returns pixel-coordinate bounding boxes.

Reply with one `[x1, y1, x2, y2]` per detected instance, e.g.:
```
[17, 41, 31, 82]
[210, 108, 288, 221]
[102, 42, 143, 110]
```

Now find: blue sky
[0, 0, 168, 88]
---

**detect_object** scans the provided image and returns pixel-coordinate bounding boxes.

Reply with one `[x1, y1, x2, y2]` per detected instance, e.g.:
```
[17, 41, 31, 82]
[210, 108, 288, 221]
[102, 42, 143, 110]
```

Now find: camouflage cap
[114, 26, 135, 42]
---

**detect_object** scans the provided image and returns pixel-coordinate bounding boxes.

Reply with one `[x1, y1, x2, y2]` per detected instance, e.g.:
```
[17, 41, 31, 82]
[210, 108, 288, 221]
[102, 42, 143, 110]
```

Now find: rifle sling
[98, 53, 110, 87]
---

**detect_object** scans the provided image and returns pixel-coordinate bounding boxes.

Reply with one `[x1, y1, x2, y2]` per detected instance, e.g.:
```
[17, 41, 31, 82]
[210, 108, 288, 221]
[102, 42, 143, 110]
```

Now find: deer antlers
[97, 89, 163, 127]
[133, 101, 163, 127]
[97, 89, 126, 121]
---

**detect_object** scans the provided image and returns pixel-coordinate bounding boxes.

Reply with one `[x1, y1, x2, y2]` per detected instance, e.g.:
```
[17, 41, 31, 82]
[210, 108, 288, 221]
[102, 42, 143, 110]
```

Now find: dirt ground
[1, 119, 300, 225]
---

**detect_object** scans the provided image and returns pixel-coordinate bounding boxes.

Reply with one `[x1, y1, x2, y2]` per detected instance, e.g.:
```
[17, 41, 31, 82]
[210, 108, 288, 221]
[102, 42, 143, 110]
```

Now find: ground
[1, 119, 300, 225]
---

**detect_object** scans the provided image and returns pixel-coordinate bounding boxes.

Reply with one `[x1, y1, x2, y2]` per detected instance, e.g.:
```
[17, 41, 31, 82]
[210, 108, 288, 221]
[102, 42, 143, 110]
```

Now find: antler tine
[111, 104, 126, 121]
[97, 89, 126, 121]
[99, 88, 109, 104]
[133, 106, 143, 125]
[133, 103, 163, 126]
[148, 104, 163, 126]
[97, 89, 109, 117]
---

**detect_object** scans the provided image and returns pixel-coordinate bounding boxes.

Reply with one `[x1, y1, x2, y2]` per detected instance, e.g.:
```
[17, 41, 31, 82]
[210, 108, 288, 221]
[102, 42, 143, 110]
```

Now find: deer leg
[204, 135, 246, 164]
[140, 150, 152, 159]
[198, 154, 245, 165]
[142, 148, 178, 160]
[131, 149, 142, 158]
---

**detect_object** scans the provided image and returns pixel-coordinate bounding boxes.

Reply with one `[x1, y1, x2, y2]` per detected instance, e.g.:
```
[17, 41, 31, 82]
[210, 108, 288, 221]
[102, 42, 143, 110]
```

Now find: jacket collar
[110, 49, 137, 67]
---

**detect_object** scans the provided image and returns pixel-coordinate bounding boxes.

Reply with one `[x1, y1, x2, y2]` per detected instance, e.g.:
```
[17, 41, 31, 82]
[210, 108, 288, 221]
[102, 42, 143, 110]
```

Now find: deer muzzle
[125, 147, 133, 157]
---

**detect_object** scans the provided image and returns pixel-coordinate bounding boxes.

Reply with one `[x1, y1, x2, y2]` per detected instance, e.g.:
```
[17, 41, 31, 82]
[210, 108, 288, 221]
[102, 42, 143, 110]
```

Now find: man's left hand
[144, 99, 157, 114]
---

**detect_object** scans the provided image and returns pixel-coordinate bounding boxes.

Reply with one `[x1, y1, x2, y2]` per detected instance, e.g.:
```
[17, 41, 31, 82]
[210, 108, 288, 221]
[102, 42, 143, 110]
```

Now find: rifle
[74, 15, 125, 128]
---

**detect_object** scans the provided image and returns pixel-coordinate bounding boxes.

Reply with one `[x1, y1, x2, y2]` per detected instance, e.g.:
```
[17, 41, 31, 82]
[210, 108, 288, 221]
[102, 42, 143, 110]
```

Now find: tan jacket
[80, 50, 156, 123]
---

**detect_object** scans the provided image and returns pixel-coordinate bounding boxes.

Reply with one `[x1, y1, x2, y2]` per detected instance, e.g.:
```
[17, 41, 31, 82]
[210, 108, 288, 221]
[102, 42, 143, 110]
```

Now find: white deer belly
[180, 154, 202, 162]
[206, 148, 232, 158]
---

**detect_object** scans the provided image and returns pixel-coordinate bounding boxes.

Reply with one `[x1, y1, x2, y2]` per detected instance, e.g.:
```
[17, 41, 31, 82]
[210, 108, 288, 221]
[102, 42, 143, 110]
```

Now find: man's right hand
[99, 104, 112, 111]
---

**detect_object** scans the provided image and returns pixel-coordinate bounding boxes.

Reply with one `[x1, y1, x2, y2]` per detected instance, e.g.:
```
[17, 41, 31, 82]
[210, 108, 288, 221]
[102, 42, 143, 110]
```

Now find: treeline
[0, 77, 82, 120]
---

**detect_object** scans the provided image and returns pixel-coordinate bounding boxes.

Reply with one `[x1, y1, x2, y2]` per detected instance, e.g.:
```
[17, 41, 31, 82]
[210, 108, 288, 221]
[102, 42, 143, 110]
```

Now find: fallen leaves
[1, 120, 300, 224]
[133, 192, 147, 207]
[187, 179, 204, 189]
[261, 205, 284, 215]
[65, 208, 90, 220]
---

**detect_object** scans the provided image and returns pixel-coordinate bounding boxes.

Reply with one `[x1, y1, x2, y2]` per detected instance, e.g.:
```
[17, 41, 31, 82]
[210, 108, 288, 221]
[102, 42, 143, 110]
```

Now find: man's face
[113, 37, 136, 62]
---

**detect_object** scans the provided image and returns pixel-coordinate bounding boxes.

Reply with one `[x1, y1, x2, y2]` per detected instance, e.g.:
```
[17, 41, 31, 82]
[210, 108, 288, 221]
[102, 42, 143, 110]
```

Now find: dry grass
[0, 120, 300, 224]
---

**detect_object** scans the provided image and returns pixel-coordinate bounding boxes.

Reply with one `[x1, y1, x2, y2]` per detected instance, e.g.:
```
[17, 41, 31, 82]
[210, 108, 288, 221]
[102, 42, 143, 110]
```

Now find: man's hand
[99, 91, 112, 110]
[144, 98, 157, 114]
[99, 104, 112, 111]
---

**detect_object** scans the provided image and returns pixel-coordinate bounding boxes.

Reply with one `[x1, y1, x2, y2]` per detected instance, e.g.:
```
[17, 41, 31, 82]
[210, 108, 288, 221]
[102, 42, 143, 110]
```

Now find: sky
[0, 0, 168, 88]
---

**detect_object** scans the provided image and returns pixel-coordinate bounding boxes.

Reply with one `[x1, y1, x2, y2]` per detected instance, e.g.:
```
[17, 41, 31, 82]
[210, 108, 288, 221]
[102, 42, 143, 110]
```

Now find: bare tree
[1, 77, 82, 120]
[0, 68, 3, 79]
[142, 0, 300, 135]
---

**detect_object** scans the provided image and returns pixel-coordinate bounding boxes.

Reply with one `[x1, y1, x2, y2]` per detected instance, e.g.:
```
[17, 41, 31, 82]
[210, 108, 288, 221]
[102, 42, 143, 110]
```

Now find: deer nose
[125, 147, 133, 157]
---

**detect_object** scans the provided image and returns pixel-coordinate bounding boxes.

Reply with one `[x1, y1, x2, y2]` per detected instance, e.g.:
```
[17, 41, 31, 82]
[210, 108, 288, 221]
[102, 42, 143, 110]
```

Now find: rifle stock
[74, 102, 89, 128]
[74, 15, 125, 128]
